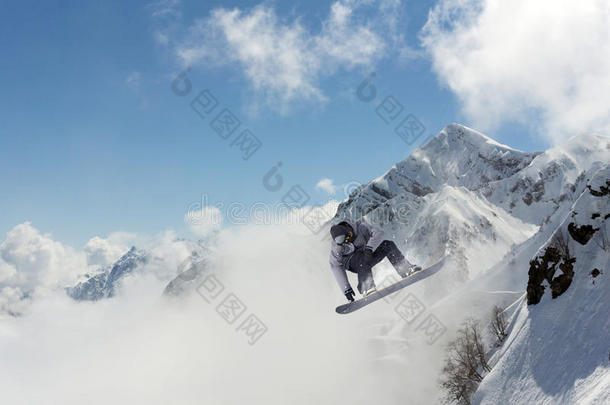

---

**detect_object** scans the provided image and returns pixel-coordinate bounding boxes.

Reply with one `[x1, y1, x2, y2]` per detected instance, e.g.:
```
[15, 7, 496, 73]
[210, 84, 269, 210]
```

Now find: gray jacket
[329, 220, 385, 293]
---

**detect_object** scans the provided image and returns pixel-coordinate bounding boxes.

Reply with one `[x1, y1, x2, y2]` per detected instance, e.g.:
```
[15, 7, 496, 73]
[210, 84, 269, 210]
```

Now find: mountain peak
[67, 246, 147, 301]
[429, 123, 522, 153]
[336, 124, 541, 221]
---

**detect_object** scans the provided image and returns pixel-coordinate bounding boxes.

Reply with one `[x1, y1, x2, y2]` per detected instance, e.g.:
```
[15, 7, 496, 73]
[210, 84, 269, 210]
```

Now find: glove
[344, 287, 355, 302]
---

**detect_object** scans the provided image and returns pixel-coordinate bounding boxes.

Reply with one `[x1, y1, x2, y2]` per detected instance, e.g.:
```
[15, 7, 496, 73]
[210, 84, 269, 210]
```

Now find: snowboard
[335, 257, 447, 315]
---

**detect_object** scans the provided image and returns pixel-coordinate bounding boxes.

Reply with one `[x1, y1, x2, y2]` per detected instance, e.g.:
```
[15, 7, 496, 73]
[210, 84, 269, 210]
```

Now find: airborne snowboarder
[329, 220, 421, 302]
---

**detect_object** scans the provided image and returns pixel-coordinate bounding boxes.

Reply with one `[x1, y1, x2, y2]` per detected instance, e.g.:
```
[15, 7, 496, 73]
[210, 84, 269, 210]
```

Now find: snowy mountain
[472, 165, 610, 404]
[66, 246, 147, 301]
[64, 237, 213, 301]
[335, 124, 607, 278]
[337, 123, 540, 219]
[163, 244, 212, 297]
[332, 123, 609, 403]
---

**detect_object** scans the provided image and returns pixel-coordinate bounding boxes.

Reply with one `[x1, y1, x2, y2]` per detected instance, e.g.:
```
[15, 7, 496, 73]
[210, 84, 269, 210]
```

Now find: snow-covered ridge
[66, 246, 147, 301]
[337, 123, 541, 220]
[334, 124, 608, 280]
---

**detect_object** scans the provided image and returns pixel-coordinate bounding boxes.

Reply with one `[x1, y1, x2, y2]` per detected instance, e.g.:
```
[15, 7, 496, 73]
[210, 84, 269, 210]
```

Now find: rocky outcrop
[527, 165, 610, 305]
[587, 180, 610, 197]
[567, 223, 599, 245]
[526, 244, 576, 305]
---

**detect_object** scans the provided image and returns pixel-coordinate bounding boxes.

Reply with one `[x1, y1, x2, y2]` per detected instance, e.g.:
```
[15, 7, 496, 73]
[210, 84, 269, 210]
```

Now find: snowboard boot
[405, 264, 422, 277]
[396, 260, 422, 278]
[363, 286, 377, 297]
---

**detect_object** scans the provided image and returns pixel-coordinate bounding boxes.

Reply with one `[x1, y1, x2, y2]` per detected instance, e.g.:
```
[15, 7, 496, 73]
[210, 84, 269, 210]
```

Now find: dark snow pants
[347, 240, 409, 294]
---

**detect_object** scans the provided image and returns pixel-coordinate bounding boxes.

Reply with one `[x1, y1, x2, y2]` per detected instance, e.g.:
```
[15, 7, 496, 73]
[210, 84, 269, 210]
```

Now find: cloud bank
[421, 0, 610, 143]
[0, 209, 455, 404]
[0, 222, 195, 316]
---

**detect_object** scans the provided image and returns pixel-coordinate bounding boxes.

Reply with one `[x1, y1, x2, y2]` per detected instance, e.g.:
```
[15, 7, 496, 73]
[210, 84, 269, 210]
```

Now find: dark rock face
[370, 183, 394, 200]
[527, 246, 576, 305]
[590, 268, 602, 285]
[587, 179, 610, 197]
[567, 223, 599, 245]
[527, 247, 557, 305]
[550, 258, 576, 299]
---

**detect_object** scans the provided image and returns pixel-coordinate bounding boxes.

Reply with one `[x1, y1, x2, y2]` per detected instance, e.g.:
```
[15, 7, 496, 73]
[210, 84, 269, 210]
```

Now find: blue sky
[2, 0, 600, 246]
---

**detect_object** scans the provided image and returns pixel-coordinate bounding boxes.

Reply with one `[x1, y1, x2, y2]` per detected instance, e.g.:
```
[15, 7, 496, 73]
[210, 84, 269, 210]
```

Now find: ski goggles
[334, 233, 352, 245]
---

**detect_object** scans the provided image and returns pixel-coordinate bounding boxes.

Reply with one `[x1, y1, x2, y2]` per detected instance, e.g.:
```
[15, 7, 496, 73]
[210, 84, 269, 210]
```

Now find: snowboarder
[330, 220, 421, 302]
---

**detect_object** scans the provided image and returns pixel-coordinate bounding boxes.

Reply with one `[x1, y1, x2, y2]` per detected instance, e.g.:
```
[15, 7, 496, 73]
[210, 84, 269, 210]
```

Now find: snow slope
[472, 166, 610, 404]
[332, 124, 610, 404]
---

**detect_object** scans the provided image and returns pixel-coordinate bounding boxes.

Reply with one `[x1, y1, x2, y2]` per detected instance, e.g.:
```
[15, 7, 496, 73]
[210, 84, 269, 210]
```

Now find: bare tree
[466, 320, 491, 372]
[440, 354, 477, 405]
[440, 319, 491, 404]
[489, 305, 508, 345]
[552, 228, 570, 259]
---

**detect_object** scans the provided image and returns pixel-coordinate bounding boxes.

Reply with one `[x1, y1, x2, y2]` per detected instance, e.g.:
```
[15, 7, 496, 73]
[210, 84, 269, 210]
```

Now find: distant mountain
[67, 246, 147, 301]
[162, 249, 210, 297]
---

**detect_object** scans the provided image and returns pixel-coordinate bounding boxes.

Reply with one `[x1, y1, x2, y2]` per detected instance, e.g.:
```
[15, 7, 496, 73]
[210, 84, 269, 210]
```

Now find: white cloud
[148, 0, 182, 46]
[0, 222, 86, 289]
[420, 0, 610, 142]
[153, 31, 169, 45]
[0, 258, 16, 283]
[316, 178, 337, 195]
[83, 232, 136, 267]
[125, 71, 141, 90]
[175, 1, 404, 110]
[0, 286, 27, 316]
[148, 0, 181, 19]
[184, 205, 222, 238]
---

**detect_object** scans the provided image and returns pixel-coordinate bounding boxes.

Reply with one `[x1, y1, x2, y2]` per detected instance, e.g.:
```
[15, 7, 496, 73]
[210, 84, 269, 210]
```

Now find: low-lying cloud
[0, 210, 458, 404]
